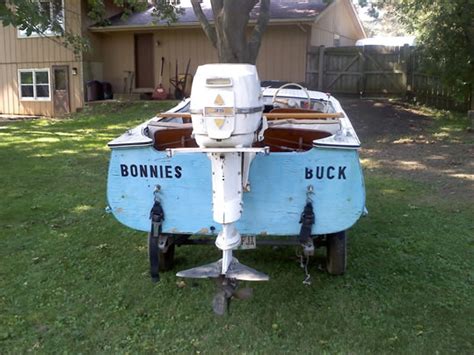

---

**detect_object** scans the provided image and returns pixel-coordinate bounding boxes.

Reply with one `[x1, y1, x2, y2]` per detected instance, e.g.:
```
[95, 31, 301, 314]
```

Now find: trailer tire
[326, 231, 347, 275]
[159, 242, 175, 271]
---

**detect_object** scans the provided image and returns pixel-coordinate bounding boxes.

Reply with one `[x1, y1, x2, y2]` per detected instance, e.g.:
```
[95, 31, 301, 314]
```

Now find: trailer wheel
[159, 242, 175, 271]
[326, 231, 347, 275]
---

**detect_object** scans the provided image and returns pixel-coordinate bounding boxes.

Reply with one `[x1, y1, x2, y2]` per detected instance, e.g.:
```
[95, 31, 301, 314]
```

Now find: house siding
[81, 0, 124, 83]
[311, 0, 363, 47]
[97, 25, 309, 96]
[0, 1, 84, 116]
[257, 25, 309, 83]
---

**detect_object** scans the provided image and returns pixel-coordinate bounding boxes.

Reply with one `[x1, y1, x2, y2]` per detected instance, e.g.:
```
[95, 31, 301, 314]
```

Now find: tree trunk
[191, 0, 270, 64]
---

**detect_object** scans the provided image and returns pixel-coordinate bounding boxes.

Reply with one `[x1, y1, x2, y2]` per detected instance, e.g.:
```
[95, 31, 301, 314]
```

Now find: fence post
[360, 46, 366, 96]
[401, 44, 409, 98]
[318, 45, 325, 91]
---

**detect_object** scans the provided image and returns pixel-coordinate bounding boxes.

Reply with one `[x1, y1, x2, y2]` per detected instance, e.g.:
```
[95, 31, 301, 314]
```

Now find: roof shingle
[101, 0, 329, 28]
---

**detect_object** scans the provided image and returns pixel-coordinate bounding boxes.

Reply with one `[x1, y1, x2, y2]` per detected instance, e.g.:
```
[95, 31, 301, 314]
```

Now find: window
[17, 0, 65, 38]
[19, 69, 51, 101]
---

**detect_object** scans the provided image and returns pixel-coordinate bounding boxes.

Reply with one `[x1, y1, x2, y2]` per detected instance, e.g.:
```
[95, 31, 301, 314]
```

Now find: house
[0, 0, 366, 117]
[0, 1, 84, 117]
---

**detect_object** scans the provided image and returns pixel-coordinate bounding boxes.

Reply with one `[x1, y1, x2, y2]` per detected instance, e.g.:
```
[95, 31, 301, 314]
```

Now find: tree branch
[191, 0, 217, 48]
[248, 0, 270, 64]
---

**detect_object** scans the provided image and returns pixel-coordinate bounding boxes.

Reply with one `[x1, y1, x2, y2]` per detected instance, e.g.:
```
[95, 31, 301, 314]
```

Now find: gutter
[89, 18, 315, 33]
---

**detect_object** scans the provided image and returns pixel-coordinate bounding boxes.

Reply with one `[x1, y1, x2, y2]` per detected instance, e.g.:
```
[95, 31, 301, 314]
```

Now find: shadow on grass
[340, 97, 473, 202]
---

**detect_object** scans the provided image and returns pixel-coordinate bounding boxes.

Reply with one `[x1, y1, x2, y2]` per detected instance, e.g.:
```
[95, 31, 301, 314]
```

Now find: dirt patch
[339, 97, 473, 202]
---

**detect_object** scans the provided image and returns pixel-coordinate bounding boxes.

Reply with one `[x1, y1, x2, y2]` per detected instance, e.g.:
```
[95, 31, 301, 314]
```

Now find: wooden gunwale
[157, 112, 343, 120]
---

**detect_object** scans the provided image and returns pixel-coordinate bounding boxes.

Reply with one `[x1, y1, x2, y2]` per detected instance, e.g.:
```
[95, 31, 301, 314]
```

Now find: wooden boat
[107, 65, 366, 312]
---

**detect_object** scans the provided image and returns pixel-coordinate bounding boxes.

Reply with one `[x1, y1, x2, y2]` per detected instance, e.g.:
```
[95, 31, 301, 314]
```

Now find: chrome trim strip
[189, 107, 263, 115]
[108, 141, 153, 148]
[313, 143, 360, 150]
[236, 106, 263, 114]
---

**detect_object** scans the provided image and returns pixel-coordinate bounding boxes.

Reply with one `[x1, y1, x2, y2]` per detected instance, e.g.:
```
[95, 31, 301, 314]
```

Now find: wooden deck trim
[157, 112, 344, 120]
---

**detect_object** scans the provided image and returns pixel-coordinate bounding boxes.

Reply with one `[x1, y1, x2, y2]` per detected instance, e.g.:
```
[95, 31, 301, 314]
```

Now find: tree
[358, 0, 474, 105]
[191, 0, 270, 64]
[0, 0, 271, 64]
[353, 1, 407, 37]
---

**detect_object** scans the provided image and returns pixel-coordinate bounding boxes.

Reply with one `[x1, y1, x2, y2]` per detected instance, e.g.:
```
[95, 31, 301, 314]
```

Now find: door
[134, 34, 155, 89]
[53, 65, 70, 116]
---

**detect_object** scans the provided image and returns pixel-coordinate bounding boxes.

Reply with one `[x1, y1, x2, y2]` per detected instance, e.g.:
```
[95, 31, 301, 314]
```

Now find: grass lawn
[0, 102, 472, 353]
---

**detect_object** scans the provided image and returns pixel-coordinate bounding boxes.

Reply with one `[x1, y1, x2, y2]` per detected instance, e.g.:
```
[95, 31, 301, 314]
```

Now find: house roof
[90, 0, 330, 31]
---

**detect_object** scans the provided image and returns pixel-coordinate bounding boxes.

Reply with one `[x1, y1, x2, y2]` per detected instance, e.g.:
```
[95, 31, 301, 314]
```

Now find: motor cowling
[190, 64, 263, 148]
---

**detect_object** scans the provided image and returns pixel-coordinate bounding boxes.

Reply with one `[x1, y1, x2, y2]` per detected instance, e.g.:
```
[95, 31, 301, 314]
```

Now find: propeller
[211, 276, 254, 315]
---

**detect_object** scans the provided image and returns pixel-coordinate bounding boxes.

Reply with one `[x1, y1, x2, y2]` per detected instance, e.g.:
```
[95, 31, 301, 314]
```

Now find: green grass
[411, 104, 473, 143]
[1, 102, 473, 353]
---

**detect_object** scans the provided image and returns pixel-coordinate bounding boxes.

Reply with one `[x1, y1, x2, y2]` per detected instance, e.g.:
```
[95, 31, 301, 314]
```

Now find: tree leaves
[360, 0, 473, 103]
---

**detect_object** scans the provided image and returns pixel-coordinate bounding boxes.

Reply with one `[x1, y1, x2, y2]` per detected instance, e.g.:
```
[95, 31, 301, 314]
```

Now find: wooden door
[134, 34, 155, 89]
[53, 65, 70, 116]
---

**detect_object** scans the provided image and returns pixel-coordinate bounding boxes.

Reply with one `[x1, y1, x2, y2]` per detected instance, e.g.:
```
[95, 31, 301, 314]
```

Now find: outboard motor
[190, 64, 263, 148]
[173, 64, 269, 284]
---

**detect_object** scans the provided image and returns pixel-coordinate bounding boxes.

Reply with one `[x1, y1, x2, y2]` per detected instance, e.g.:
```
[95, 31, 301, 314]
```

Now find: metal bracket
[257, 116, 268, 142]
[301, 239, 315, 257]
[158, 234, 170, 253]
[306, 185, 314, 202]
[166, 146, 269, 158]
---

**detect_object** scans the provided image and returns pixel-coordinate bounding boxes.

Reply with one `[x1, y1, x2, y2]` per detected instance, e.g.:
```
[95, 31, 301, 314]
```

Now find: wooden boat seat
[153, 109, 336, 152]
[255, 127, 331, 152]
[154, 128, 198, 151]
[153, 127, 331, 153]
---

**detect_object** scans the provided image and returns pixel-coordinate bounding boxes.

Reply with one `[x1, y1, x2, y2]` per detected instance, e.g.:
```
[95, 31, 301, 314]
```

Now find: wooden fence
[306, 45, 471, 111]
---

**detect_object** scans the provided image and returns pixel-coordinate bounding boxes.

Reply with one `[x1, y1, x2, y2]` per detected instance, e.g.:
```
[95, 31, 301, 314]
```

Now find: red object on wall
[152, 86, 168, 100]
[152, 56, 168, 100]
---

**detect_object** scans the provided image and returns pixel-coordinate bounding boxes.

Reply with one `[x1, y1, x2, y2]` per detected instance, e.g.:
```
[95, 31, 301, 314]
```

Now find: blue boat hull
[107, 146, 365, 236]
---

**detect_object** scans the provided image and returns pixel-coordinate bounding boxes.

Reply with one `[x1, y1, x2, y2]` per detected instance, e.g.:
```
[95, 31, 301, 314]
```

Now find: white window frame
[18, 68, 52, 101]
[17, 0, 65, 39]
